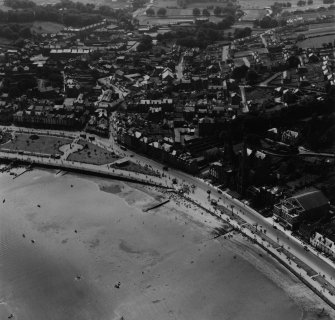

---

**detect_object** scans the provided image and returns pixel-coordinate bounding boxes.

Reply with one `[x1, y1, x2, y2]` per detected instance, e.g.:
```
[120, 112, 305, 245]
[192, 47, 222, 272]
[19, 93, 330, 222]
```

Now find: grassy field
[0, 133, 72, 156]
[240, 9, 267, 21]
[298, 34, 335, 48]
[67, 139, 119, 165]
[31, 21, 65, 34]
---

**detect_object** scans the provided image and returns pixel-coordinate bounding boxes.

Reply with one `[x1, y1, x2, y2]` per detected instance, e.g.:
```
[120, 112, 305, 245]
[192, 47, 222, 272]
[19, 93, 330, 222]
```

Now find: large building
[310, 232, 335, 259]
[273, 188, 329, 229]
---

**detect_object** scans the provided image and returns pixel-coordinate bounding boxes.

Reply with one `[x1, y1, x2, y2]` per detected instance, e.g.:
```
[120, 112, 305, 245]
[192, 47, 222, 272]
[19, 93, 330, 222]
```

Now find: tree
[259, 16, 278, 28]
[231, 65, 249, 80]
[234, 27, 252, 39]
[297, 34, 305, 41]
[214, 6, 222, 16]
[137, 35, 153, 52]
[157, 7, 167, 16]
[202, 8, 210, 16]
[193, 7, 200, 16]
[287, 55, 300, 68]
[307, 0, 313, 4]
[246, 69, 259, 84]
[146, 7, 155, 16]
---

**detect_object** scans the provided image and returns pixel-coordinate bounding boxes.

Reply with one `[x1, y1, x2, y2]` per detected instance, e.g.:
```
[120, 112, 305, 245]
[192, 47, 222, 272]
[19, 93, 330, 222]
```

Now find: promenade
[0, 150, 171, 189]
[1, 125, 335, 310]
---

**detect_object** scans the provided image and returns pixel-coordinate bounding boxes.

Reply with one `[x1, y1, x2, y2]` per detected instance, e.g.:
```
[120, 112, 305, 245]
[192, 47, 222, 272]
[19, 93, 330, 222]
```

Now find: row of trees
[254, 16, 279, 28]
[0, 0, 133, 28]
[4, 0, 36, 8]
[297, 0, 314, 6]
[146, 5, 236, 17]
[146, 7, 167, 16]
[192, 8, 210, 16]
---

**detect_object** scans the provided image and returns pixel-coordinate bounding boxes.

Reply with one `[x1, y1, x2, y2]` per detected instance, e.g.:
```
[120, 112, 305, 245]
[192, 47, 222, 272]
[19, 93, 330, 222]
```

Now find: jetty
[144, 199, 170, 212]
[13, 165, 33, 179]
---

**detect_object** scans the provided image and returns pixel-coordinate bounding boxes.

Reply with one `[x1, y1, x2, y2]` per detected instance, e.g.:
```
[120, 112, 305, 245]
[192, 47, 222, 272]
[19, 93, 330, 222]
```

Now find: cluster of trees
[157, 16, 236, 48]
[254, 16, 279, 28]
[271, 2, 292, 14]
[297, 0, 314, 6]
[0, 23, 31, 39]
[146, 7, 167, 16]
[0, 0, 133, 28]
[4, 0, 36, 9]
[132, 0, 147, 10]
[234, 27, 252, 39]
[192, 8, 211, 16]
[0, 8, 102, 27]
[137, 35, 153, 52]
[323, 0, 334, 4]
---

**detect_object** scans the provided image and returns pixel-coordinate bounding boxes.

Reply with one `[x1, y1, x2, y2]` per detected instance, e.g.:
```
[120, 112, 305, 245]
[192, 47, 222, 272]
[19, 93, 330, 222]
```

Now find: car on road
[304, 246, 310, 252]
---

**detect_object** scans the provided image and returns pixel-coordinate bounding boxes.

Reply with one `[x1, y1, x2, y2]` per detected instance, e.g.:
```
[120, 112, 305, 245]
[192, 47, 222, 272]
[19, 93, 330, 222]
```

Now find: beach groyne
[144, 199, 170, 212]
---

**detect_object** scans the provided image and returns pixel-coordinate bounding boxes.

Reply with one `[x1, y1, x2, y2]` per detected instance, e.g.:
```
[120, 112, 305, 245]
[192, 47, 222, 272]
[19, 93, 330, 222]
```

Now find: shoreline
[98, 176, 335, 319]
[1, 168, 334, 319]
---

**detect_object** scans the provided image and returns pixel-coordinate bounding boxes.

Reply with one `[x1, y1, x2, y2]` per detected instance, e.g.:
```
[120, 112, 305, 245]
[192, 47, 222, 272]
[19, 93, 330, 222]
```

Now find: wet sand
[0, 169, 333, 320]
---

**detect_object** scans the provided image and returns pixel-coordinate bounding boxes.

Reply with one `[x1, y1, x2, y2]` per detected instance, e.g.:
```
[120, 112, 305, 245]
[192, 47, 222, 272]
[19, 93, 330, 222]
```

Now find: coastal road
[2, 123, 335, 294]
[106, 120, 335, 287]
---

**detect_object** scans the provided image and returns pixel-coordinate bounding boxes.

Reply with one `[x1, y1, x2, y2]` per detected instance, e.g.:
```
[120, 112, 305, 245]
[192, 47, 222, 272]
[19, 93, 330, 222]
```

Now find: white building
[310, 232, 335, 258]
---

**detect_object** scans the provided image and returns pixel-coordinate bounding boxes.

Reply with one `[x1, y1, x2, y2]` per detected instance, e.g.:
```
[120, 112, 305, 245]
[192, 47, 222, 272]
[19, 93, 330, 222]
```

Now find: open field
[240, 9, 267, 21]
[285, 8, 335, 19]
[298, 34, 335, 48]
[67, 139, 119, 165]
[31, 21, 65, 34]
[0, 133, 72, 156]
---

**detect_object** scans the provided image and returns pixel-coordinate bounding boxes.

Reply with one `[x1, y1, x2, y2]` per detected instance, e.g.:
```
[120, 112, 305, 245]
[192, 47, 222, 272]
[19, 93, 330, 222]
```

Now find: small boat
[22, 234, 25, 238]
[3, 199, 5, 203]
[74, 230, 78, 233]
[8, 314, 13, 319]
[37, 204, 41, 208]
[31, 240, 35, 244]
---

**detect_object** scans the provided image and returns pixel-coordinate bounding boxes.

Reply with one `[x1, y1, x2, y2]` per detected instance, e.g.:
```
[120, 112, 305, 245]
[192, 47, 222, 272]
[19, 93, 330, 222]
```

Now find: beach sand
[0, 169, 334, 320]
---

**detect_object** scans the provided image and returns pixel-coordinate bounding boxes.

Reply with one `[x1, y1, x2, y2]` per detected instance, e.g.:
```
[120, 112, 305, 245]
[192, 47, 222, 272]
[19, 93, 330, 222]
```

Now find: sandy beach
[0, 169, 334, 320]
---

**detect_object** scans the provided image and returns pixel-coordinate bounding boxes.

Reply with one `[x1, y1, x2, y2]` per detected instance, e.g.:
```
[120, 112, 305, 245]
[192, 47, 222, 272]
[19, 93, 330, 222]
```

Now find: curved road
[107, 117, 335, 287]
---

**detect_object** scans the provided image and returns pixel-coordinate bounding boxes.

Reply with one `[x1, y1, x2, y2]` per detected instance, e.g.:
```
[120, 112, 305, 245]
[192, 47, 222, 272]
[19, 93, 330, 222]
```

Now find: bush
[157, 7, 167, 16]
[146, 7, 155, 16]
[29, 134, 39, 140]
